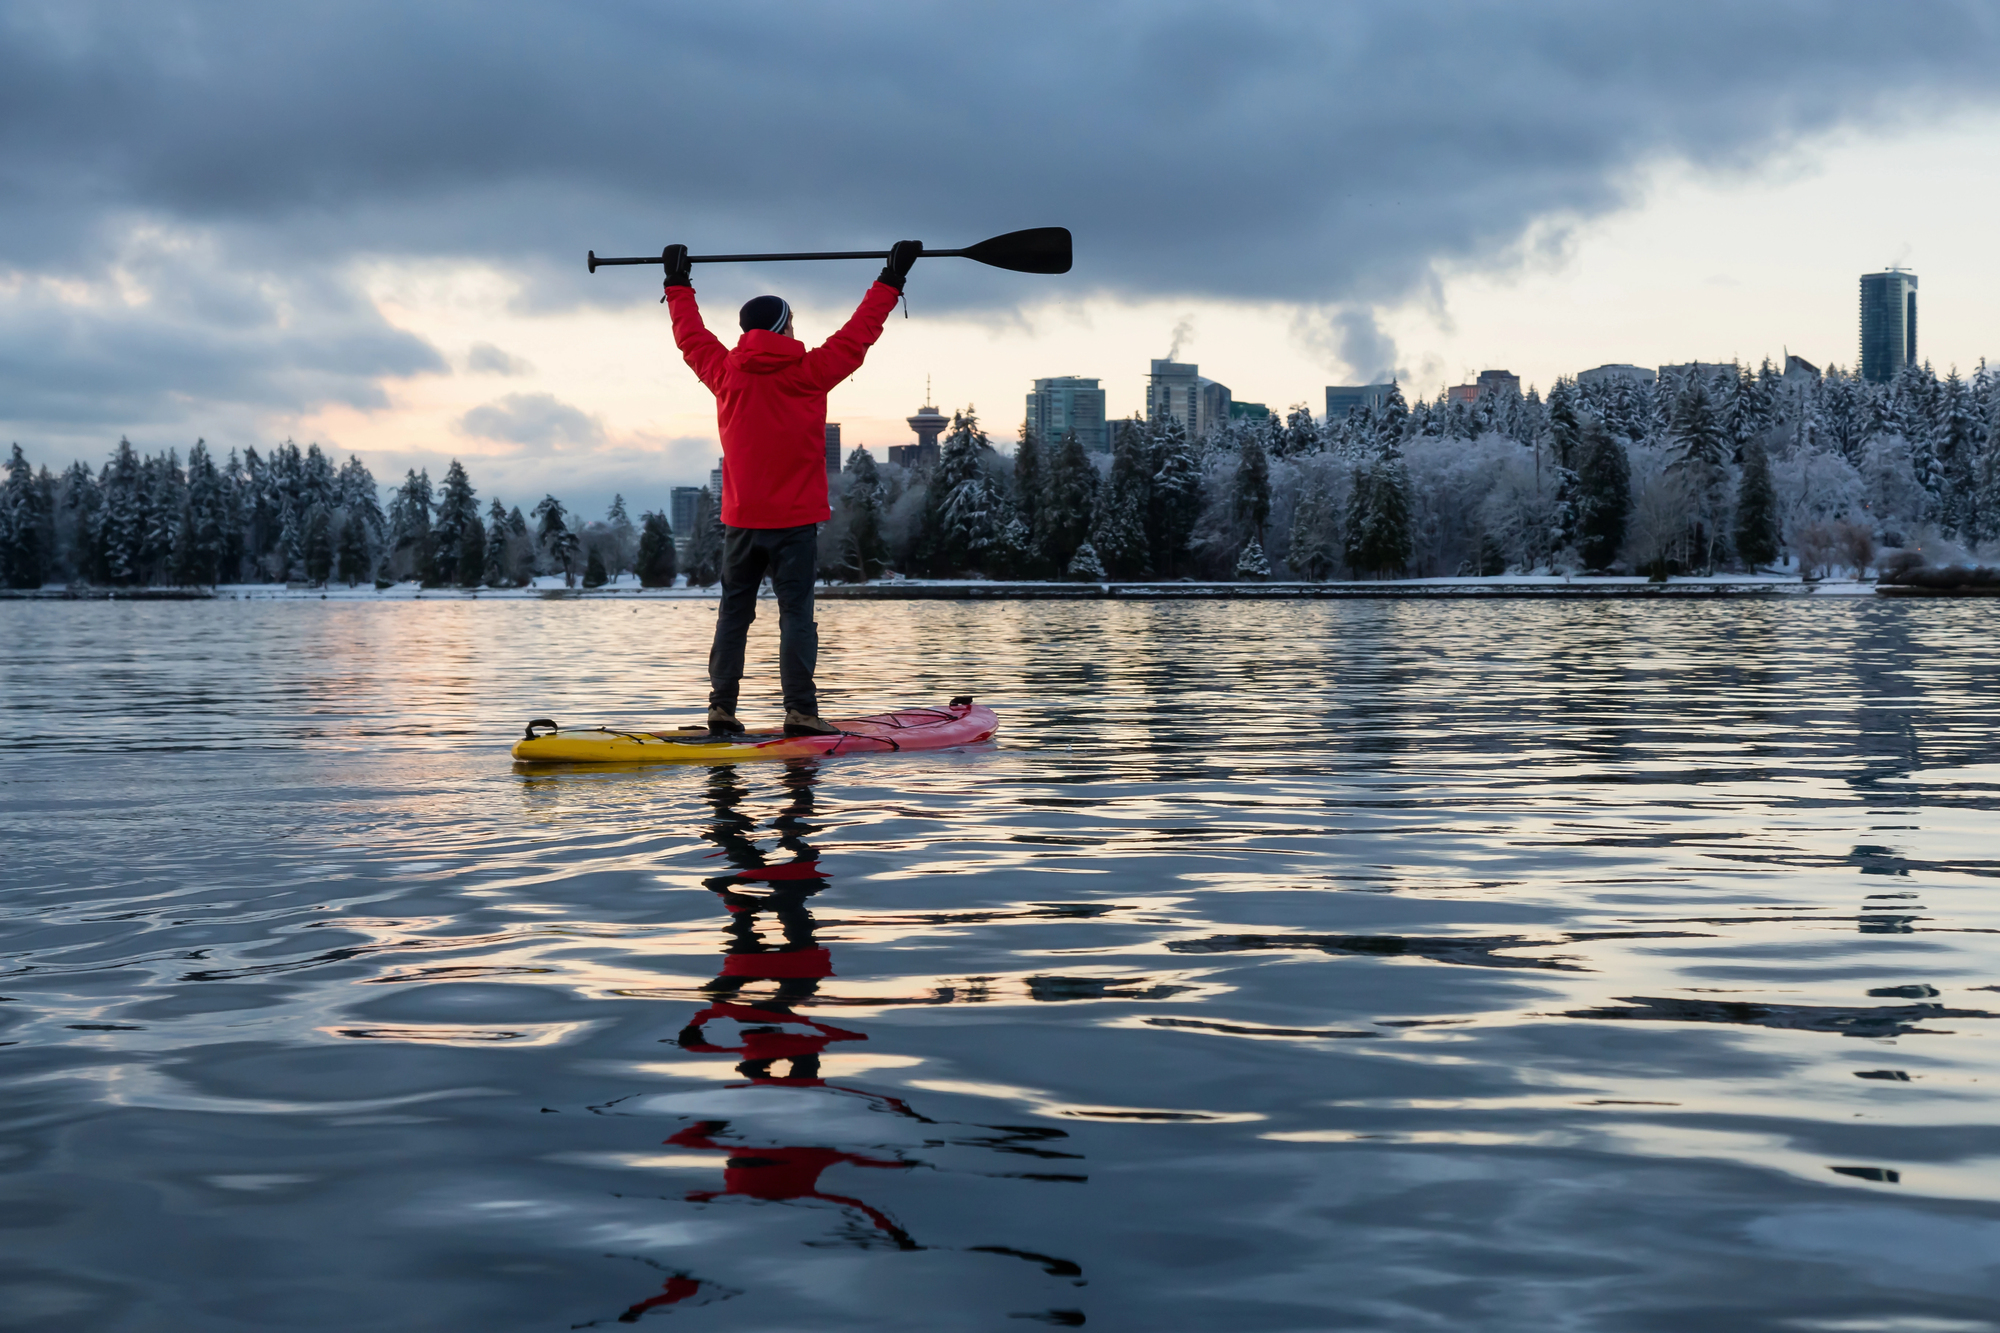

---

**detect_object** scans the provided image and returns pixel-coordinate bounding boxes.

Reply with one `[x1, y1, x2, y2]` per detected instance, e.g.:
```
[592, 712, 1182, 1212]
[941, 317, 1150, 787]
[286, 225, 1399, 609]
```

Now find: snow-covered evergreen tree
[1232, 428, 1271, 544]
[1090, 431, 1150, 579]
[388, 468, 433, 583]
[0, 444, 48, 588]
[603, 493, 638, 576]
[175, 440, 228, 587]
[302, 505, 334, 584]
[1147, 414, 1203, 576]
[1037, 429, 1098, 573]
[919, 410, 1004, 576]
[1546, 378, 1581, 471]
[97, 438, 146, 585]
[1669, 377, 1730, 572]
[1286, 467, 1340, 580]
[479, 498, 514, 587]
[431, 459, 479, 586]
[1574, 416, 1631, 571]
[339, 502, 376, 586]
[533, 493, 579, 585]
[1065, 540, 1104, 581]
[1936, 369, 1979, 538]
[1734, 440, 1779, 571]
[636, 510, 678, 587]
[1235, 537, 1271, 580]
[837, 445, 890, 581]
[1012, 426, 1046, 561]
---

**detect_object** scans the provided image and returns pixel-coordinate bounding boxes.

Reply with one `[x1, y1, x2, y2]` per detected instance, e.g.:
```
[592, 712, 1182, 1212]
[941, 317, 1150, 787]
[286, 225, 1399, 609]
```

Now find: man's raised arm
[663, 245, 727, 392]
[800, 240, 920, 391]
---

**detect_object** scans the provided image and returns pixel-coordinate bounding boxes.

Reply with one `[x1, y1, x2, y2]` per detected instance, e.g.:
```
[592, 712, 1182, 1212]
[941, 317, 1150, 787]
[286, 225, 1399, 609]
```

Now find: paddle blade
[956, 227, 1072, 275]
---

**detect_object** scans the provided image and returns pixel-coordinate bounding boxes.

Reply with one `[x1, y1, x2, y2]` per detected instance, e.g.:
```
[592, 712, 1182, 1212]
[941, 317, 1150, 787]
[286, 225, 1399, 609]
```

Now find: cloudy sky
[6, 1, 2000, 519]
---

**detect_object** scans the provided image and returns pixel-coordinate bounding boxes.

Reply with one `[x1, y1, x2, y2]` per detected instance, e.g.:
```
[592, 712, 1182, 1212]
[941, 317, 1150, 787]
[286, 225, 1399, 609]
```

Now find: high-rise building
[889, 395, 948, 470]
[670, 486, 705, 550]
[1577, 364, 1656, 389]
[1025, 376, 1108, 452]
[709, 459, 723, 502]
[1325, 384, 1393, 418]
[1860, 269, 1918, 383]
[824, 422, 842, 475]
[1230, 401, 1271, 421]
[1445, 384, 1479, 405]
[1147, 359, 1203, 437]
[1196, 377, 1233, 437]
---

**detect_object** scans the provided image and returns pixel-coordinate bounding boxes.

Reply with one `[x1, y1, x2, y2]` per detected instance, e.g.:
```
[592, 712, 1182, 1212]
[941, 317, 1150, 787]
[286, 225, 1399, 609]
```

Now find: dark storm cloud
[3, 0, 1999, 446]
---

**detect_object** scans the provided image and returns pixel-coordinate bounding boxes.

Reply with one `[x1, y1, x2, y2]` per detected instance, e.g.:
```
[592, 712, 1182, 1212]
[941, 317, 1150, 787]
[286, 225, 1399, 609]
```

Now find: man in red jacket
[664, 240, 919, 736]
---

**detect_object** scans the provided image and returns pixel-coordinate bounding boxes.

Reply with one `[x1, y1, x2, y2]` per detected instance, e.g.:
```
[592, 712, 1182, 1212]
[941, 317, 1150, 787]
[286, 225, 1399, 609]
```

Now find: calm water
[4, 597, 1999, 1331]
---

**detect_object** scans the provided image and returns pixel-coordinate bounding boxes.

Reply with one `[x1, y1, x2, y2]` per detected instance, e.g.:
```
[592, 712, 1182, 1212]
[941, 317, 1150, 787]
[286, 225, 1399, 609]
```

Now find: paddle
[587, 227, 1072, 276]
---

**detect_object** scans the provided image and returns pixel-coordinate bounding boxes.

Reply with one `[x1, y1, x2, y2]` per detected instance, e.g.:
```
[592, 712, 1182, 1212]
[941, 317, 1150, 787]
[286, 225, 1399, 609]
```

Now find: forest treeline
[3, 357, 1997, 590]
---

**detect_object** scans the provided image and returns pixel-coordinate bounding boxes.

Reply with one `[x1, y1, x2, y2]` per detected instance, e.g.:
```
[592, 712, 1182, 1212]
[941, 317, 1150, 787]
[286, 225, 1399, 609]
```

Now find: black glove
[878, 239, 921, 290]
[662, 243, 692, 296]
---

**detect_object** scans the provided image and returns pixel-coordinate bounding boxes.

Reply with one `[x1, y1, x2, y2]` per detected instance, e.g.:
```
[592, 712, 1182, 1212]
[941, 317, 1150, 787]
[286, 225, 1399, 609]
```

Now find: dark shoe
[783, 709, 840, 737]
[707, 706, 745, 736]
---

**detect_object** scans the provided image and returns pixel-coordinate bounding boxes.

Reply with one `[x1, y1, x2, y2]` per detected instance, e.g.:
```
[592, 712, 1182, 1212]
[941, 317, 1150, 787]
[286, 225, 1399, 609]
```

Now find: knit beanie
[739, 295, 792, 334]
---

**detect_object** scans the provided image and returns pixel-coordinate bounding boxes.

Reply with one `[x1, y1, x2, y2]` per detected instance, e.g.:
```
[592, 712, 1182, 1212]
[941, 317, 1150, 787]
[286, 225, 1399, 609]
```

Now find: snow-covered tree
[388, 468, 433, 583]
[1286, 465, 1340, 580]
[1232, 428, 1271, 544]
[1669, 377, 1731, 572]
[1574, 416, 1631, 571]
[1065, 540, 1104, 581]
[1037, 429, 1098, 573]
[835, 446, 890, 581]
[919, 410, 1005, 576]
[636, 510, 677, 587]
[1147, 414, 1203, 576]
[1734, 439, 1779, 571]
[533, 493, 580, 586]
[432, 459, 479, 586]
[1087, 418, 1151, 578]
[0, 444, 48, 588]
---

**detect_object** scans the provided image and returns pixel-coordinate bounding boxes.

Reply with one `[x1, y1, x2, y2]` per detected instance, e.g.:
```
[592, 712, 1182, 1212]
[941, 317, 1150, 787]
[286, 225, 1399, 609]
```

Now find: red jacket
[668, 281, 900, 529]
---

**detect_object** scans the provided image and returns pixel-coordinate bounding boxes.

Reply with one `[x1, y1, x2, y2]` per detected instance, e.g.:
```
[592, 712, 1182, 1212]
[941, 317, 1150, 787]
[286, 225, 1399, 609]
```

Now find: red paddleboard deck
[511, 699, 997, 764]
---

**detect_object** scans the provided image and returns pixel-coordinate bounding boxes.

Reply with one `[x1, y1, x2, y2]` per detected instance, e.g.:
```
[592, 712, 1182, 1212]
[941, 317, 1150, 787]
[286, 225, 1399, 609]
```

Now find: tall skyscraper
[1025, 376, 1107, 452]
[1149, 360, 1223, 438]
[709, 459, 723, 501]
[824, 422, 842, 475]
[1325, 384, 1393, 418]
[670, 486, 704, 549]
[1196, 377, 1233, 436]
[1860, 269, 1918, 383]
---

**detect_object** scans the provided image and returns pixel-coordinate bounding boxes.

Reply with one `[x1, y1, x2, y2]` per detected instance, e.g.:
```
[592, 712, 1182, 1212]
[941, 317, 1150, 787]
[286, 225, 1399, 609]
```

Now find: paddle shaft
[589, 248, 970, 268]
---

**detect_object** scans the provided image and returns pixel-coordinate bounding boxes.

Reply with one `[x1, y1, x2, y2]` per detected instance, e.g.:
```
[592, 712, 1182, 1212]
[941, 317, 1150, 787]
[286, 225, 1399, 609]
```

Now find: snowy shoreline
[2, 573, 1894, 601]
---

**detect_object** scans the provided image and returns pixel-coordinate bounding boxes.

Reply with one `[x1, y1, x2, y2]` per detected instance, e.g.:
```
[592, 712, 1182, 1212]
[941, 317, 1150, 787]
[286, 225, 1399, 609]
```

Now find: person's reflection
[664, 762, 923, 1249]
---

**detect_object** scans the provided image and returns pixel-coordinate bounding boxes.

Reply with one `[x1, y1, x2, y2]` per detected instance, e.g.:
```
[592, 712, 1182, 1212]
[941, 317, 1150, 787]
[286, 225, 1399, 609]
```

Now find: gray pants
[708, 524, 818, 716]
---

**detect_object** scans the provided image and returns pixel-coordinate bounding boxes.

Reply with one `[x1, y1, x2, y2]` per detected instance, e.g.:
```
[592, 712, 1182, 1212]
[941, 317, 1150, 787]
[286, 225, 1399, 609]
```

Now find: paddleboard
[511, 696, 996, 764]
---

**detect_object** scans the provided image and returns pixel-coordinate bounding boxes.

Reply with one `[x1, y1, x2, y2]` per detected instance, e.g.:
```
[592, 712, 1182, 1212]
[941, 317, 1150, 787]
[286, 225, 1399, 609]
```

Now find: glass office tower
[1860, 269, 1918, 383]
